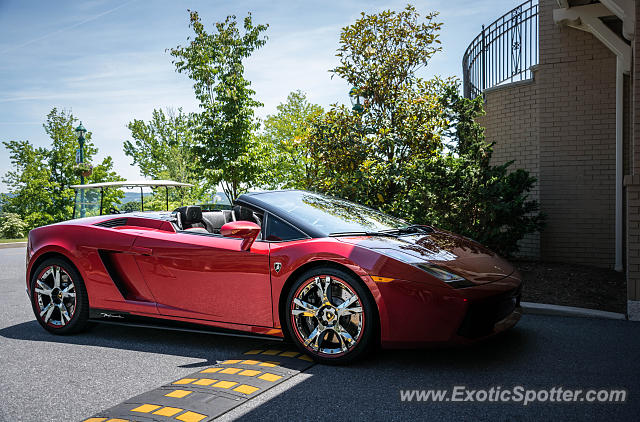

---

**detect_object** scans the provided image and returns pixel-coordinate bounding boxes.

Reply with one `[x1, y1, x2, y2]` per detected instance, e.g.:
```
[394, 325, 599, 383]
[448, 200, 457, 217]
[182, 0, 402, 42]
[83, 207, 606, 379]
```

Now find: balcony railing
[462, 0, 539, 99]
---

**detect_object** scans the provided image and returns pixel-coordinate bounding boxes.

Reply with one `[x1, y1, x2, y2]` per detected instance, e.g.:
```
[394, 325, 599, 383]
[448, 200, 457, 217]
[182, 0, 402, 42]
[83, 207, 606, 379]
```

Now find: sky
[0, 0, 515, 192]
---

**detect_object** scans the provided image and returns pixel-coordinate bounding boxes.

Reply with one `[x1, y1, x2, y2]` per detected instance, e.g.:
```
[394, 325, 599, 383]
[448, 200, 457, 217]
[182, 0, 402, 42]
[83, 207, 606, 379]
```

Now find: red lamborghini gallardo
[26, 189, 522, 364]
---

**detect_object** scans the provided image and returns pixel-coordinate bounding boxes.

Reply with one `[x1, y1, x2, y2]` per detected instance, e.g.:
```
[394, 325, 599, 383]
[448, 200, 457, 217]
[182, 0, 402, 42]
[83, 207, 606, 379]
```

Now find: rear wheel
[30, 257, 89, 334]
[285, 267, 375, 364]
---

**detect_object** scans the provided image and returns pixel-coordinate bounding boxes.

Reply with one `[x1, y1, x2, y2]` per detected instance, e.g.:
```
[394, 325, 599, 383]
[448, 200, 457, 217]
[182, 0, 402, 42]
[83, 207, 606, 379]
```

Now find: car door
[131, 229, 272, 327]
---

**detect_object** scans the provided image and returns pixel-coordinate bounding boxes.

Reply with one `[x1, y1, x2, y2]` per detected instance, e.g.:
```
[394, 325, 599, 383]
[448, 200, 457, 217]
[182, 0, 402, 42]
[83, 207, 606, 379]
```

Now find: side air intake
[95, 218, 128, 228]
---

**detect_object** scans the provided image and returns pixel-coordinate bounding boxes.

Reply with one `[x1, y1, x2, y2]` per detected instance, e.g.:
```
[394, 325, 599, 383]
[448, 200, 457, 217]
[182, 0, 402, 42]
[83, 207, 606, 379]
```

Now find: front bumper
[377, 273, 523, 348]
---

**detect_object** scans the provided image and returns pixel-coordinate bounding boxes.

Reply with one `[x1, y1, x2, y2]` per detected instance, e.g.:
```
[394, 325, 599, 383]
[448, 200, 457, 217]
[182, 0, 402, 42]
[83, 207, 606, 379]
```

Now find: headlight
[377, 249, 474, 288]
[414, 263, 464, 282]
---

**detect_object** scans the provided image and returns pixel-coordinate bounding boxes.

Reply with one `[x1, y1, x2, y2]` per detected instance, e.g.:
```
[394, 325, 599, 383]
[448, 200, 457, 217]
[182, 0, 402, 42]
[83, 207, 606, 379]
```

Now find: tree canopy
[1, 108, 122, 229]
[170, 10, 268, 203]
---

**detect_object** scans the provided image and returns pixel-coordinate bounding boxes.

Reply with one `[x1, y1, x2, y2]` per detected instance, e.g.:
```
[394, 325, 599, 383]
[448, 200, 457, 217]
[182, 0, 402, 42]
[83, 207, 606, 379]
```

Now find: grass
[0, 237, 27, 243]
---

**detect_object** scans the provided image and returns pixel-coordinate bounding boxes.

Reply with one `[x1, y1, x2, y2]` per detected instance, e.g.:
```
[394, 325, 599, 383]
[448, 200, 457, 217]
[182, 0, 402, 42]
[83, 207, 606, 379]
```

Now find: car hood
[336, 230, 515, 284]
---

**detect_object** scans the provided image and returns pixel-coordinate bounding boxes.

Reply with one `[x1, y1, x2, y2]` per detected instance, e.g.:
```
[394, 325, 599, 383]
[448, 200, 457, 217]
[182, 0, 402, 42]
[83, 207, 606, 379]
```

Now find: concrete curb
[0, 242, 26, 249]
[521, 301, 626, 320]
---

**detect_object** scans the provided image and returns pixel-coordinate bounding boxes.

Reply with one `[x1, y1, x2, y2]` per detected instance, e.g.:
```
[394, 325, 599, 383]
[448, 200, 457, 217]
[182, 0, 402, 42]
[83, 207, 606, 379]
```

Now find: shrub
[0, 212, 28, 239]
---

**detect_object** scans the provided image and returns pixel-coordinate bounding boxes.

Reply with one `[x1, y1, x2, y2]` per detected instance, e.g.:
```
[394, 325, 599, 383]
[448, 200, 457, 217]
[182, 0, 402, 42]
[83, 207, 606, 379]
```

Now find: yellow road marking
[258, 361, 280, 367]
[220, 359, 242, 364]
[262, 349, 281, 355]
[173, 378, 196, 385]
[212, 380, 237, 389]
[84, 419, 107, 422]
[200, 367, 222, 373]
[106, 419, 129, 422]
[234, 384, 260, 395]
[244, 349, 263, 355]
[153, 406, 183, 417]
[258, 373, 282, 382]
[279, 351, 299, 358]
[165, 389, 192, 398]
[219, 367, 242, 374]
[131, 404, 161, 413]
[298, 354, 313, 362]
[192, 378, 217, 386]
[241, 359, 260, 365]
[176, 411, 208, 422]
[238, 369, 261, 377]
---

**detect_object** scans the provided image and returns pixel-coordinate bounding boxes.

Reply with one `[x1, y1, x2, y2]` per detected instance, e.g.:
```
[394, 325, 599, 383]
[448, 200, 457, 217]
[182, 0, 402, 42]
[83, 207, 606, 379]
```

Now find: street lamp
[349, 87, 364, 115]
[75, 122, 87, 217]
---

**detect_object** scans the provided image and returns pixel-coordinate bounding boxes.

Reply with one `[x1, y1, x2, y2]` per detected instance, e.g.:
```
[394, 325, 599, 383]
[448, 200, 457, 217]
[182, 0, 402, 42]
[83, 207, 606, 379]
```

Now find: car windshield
[253, 190, 411, 236]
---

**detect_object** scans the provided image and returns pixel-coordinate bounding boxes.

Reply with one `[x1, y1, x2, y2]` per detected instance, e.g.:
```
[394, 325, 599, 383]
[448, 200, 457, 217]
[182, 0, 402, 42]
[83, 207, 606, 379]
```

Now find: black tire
[30, 257, 90, 335]
[284, 267, 376, 365]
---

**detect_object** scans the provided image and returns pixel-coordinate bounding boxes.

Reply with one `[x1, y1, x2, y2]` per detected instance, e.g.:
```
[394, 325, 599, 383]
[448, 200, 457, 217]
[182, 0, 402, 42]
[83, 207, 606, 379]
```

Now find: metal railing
[462, 0, 539, 99]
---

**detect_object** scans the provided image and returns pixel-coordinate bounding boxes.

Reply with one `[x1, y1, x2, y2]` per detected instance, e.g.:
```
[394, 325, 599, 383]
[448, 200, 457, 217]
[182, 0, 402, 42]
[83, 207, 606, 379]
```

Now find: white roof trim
[70, 180, 194, 189]
[554, 3, 631, 72]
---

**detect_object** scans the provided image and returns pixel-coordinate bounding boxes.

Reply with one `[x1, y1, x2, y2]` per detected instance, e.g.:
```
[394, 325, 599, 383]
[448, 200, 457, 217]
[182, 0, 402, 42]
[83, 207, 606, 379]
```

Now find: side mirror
[220, 221, 261, 251]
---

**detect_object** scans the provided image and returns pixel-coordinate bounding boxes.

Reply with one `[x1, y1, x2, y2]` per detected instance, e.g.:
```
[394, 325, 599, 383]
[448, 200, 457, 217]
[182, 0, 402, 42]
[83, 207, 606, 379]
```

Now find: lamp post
[75, 122, 87, 218]
[349, 87, 364, 115]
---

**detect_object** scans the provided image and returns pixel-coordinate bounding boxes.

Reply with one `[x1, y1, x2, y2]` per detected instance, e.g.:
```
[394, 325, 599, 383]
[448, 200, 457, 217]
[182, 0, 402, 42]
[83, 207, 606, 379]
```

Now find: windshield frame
[237, 190, 413, 238]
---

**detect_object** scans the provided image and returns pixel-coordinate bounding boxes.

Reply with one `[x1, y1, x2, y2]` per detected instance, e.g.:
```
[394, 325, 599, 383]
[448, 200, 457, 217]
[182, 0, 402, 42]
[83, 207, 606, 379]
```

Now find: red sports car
[26, 189, 522, 364]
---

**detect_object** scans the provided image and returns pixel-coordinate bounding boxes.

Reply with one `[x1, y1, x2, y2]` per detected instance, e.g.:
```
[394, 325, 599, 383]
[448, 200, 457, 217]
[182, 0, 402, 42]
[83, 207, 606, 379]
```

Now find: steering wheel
[109, 207, 121, 214]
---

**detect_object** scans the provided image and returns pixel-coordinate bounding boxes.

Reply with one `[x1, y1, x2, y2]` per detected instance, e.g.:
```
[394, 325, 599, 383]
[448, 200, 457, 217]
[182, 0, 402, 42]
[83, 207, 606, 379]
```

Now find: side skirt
[88, 309, 284, 342]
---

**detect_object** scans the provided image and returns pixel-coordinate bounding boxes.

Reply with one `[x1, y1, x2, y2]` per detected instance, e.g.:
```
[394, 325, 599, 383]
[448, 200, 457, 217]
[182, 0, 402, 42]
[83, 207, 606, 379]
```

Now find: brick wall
[479, 0, 618, 268]
[478, 80, 540, 257]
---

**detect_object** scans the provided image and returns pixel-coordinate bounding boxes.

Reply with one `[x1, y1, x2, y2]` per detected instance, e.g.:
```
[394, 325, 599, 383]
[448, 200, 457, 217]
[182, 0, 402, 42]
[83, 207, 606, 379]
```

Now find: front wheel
[285, 267, 376, 364]
[30, 257, 89, 335]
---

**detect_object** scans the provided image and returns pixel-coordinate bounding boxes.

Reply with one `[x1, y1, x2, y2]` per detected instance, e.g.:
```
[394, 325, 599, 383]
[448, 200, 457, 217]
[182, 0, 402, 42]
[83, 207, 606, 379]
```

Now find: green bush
[0, 212, 28, 239]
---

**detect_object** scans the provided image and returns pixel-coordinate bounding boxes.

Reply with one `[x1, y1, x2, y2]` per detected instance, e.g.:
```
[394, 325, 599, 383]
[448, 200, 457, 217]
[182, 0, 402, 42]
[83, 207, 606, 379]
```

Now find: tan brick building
[463, 0, 640, 319]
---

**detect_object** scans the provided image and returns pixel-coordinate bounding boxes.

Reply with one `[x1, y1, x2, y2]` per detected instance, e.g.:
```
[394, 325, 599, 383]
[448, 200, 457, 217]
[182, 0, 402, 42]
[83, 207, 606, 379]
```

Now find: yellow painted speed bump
[86, 345, 316, 421]
[130, 403, 161, 413]
[234, 384, 260, 395]
[192, 378, 217, 386]
[176, 411, 207, 422]
[153, 406, 183, 416]
[200, 367, 222, 373]
[258, 373, 282, 382]
[165, 389, 192, 398]
[238, 369, 261, 377]
[173, 378, 197, 385]
[212, 380, 237, 389]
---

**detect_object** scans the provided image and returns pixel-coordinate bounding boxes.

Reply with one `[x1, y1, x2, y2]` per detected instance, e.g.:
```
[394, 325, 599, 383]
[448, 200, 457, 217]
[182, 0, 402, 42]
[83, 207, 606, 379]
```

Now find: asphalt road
[1, 247, 639, 422]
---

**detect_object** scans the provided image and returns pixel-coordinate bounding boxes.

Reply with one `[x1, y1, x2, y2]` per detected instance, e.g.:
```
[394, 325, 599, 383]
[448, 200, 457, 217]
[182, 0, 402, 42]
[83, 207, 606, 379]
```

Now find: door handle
[131, 246, 153, 256]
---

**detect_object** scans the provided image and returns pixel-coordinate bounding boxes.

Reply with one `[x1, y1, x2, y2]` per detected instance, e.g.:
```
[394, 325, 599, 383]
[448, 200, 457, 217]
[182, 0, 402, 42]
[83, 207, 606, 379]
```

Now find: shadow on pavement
[0, 319, 285, 368]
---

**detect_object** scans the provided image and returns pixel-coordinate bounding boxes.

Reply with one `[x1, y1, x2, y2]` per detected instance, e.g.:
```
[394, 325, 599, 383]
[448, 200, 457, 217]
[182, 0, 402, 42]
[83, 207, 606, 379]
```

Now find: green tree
[0, 213, 28, 239]
[254, 91, 323, 189]
[124, 108, 206, 208]
[1, 140, 55, 229]
[306, 5, 543, 256]
[310, 6, 449, 207]
[396, 84, 544, 256]
[1, 108, 123, 228]
[170, 10, 268, 202]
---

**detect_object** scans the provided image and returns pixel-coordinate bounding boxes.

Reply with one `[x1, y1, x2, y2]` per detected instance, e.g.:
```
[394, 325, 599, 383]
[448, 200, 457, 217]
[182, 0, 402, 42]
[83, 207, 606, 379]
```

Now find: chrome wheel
[290, 275, 365, 357]
[35, 265, 77, 327]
